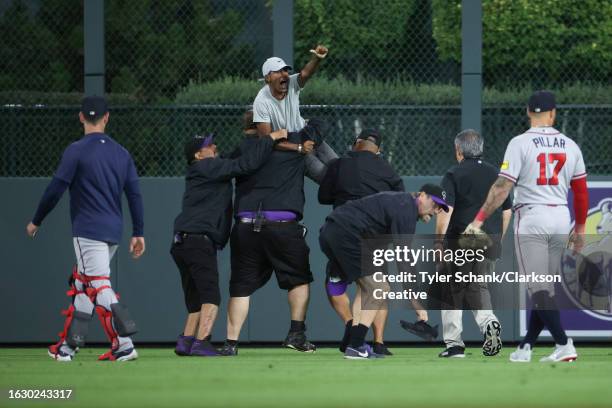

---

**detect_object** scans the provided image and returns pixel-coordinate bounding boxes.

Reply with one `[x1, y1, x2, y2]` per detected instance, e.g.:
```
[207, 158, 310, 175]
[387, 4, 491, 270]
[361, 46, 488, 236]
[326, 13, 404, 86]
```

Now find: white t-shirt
[252, 73, 306, 132]
[499, 126, 587, 206]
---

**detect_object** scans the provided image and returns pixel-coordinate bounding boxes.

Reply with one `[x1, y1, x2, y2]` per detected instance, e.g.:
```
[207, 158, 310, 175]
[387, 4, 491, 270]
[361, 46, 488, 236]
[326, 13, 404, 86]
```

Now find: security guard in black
[441, 157, 512, 259]
[318, 129, 404, 209]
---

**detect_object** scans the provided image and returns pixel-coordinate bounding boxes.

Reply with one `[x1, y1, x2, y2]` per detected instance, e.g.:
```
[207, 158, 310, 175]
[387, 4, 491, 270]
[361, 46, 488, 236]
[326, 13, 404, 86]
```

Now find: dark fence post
[461, 0, 482, 134]
[273, 0, 294, 67]
[84, 0, 105, 96]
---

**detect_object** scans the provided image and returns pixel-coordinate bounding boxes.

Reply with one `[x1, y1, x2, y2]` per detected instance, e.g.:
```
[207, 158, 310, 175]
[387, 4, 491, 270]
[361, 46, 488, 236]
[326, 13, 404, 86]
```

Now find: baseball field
[2, 345, 612, 408]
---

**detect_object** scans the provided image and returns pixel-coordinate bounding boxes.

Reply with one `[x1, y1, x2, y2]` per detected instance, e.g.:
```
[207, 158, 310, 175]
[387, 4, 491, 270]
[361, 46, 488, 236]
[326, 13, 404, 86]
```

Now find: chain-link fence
[1, 0, 610, 177]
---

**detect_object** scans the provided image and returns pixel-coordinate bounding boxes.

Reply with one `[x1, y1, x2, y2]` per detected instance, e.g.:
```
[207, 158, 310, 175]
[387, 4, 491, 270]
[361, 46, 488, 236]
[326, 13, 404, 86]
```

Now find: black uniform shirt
[328, 191, 418, 238]
[441, 157, 512, 257]
[173, 136, 274, 248]
[318, 151, 404, 208]
[233, 140, 306, 219]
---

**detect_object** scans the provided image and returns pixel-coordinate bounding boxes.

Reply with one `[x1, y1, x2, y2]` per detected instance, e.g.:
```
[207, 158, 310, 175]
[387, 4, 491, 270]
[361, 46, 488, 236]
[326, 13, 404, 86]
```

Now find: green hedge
[175, 77, 612, 105]
[3, 80, 610, 106]
[0, 91, 140, 106]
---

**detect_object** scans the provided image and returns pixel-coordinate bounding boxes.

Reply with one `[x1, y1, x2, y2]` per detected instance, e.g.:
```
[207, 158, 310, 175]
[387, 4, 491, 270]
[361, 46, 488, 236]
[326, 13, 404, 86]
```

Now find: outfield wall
[7, 175, 599, 344]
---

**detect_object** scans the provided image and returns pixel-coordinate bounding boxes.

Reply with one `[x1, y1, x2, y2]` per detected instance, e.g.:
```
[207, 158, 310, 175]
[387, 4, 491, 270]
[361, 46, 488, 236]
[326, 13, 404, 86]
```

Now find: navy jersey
[33, 132, 143, 244]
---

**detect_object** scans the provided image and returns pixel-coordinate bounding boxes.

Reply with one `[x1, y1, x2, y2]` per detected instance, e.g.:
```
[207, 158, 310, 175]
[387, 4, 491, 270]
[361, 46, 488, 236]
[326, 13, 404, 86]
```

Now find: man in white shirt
[253, 45, 337, 182]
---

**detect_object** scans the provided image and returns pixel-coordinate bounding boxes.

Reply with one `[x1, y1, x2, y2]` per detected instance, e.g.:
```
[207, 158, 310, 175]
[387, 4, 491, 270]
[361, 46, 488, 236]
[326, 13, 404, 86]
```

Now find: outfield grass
[1, 346, 612, 408]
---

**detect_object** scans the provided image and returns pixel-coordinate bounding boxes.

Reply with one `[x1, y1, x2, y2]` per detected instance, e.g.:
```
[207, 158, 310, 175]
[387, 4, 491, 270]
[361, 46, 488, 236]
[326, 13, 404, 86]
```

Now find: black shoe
[372, 342, 393, 356]
[400, 320, 439, 341]
[219, 341, 238, 356]
[283, 331, 316, 353]
[438, 346, 465, 358]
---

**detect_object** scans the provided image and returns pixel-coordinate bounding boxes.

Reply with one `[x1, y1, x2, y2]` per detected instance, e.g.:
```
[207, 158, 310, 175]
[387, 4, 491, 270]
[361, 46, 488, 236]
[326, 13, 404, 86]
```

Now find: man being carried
[253, 45, 337, 182]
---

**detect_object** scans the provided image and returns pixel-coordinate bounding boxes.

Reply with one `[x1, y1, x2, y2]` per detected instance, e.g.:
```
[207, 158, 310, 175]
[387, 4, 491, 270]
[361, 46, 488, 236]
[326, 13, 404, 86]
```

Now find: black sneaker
[482, 320, 502, 356]
[438, 346, 465, 358]
[372, 342, 393, 356]
[219, 341, 238, 356]
[283, 331, 316, 353]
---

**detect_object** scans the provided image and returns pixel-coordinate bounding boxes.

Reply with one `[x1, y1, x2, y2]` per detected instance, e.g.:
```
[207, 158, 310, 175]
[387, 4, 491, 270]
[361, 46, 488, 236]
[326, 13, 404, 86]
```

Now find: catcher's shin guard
[110, 303, 138, 337]
[96, 305, 120, 360]
[50, 266, 92, 355]
[95, 304, 138, 360]
[49, 305, 76, 355]
[66, 310, 93, 348]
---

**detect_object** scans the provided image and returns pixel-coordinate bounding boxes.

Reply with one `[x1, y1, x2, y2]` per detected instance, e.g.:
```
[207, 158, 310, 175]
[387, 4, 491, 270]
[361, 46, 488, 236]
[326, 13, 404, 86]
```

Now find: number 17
[536, 153, 566, 185]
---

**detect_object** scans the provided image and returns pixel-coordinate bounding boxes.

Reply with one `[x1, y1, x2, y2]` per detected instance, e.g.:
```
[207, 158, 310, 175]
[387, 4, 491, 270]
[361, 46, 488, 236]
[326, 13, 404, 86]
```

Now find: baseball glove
[459, 223, 493, 250]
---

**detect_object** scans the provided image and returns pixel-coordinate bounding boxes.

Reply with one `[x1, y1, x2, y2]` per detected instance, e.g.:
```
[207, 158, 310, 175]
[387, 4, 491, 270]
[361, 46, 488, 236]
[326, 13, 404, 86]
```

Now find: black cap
[528, 90, 556, 113]
[420, 184, 450, 212]
[80, 95, 108, 121]
[184, 134, 214, 164]
[356, 129, 383, 147]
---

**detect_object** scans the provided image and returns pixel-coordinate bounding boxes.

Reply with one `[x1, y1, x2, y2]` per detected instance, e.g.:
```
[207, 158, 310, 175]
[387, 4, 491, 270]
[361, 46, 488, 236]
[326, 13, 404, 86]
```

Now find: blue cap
[528, 90, 556, 113]
[81, 95, 108, 121]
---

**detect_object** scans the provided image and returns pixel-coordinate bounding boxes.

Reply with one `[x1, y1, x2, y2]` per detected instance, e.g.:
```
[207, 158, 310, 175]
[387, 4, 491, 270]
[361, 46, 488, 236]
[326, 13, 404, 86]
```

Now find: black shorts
[170, 234, 221, 311]
[319, 221, 363, 283]
[229, 222, 313, 297]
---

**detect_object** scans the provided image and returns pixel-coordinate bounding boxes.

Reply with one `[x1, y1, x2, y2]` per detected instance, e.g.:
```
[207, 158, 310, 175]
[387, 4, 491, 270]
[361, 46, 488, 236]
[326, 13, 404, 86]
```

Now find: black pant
[229, 222, 313, 297]
[170, 234, 220, 311]
[319, 221, 363, 283]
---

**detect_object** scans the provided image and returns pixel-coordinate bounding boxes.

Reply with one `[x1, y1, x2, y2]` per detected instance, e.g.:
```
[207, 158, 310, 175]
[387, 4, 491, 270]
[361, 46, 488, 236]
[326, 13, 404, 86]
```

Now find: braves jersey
[499, 126, 586, 206]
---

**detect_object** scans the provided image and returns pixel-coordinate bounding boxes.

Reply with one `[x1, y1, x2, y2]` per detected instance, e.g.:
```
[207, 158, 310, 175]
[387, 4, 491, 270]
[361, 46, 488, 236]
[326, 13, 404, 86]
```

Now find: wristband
[475, 209, 487, 223]
[297, 144, 303, 153]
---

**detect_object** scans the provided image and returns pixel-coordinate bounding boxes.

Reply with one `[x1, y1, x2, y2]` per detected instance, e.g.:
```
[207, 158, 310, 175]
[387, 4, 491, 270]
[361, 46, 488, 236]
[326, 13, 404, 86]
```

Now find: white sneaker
[47, 349, 73, 362]
[115, 348, 139, 362]
[509, 343, 532, 362]
[539, 338, 577, 362]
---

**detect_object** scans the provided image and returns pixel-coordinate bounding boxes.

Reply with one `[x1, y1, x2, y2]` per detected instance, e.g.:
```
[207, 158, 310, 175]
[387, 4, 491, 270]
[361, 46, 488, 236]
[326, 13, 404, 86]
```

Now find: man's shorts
[170, 233, 221, 311]
[319, 220, 363, 284]
[229, 222, 313, 297]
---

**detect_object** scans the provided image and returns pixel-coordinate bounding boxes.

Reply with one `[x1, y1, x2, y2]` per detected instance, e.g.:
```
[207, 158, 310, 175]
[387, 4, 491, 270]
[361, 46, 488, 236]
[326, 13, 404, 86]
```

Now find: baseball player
[27, 96, 145, 362]
[253, 45, 338, 182]
[464, 90, 588, 363]
[319, 185, 450, 359]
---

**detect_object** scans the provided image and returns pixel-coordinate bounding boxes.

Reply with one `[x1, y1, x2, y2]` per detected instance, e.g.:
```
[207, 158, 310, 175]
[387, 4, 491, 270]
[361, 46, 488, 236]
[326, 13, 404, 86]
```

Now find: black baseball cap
[356, 129, 383, 147]
[528, 90, 556, 113]
[184, 133, 215, 163]
[420, 184, 450, 212]
[81, 95, 108, 121]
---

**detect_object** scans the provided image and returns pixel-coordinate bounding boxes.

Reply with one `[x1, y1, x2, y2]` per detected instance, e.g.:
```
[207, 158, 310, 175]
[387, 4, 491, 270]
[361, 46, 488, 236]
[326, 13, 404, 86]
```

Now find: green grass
[2, 346, 612, 407]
